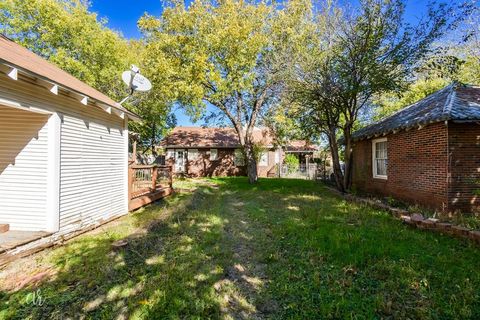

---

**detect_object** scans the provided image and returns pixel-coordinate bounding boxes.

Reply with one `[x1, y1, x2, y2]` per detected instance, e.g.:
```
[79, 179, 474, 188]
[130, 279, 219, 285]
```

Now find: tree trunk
[244, 143, 258, 184]
[327, 130, 345, 192]
[343, 134, 353, 191]
[151, 123, 157, 157]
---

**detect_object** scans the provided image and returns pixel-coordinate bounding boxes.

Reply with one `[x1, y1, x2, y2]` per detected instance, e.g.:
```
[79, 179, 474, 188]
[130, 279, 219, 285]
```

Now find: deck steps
[0, 224, 9, 233]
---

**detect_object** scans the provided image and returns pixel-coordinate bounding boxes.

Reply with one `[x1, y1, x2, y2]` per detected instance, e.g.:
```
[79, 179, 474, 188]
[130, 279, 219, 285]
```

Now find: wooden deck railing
[128, 164, 173, 210]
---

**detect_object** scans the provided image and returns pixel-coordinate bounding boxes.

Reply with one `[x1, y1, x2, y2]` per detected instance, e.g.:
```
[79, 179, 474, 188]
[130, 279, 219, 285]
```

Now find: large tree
[374, 3, 480, 120]
[288, 0, 467, 192]
[0, 0, 174, 154]
[139, 0, 301, 183]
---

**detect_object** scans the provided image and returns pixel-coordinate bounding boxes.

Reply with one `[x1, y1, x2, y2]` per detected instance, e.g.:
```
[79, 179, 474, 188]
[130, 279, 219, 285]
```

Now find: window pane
[188, 149, 198, 160]
[376, 159, 387, 176]
[210, 149, 217, 160]
[373, 140, 388, 177]
[259, 152, 268, 166]
[378, 142, 387, 158]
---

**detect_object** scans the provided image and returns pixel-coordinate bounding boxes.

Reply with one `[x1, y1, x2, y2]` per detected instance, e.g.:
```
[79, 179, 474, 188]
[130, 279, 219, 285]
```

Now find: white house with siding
[0, 34, 140, 244]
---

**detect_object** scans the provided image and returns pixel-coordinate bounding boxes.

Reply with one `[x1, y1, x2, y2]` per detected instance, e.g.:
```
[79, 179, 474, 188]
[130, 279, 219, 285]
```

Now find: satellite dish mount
[119, 65, 152, 104]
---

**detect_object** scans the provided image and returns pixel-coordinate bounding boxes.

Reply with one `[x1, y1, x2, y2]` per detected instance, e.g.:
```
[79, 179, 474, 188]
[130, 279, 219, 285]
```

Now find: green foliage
[251, 143, 267, 163]
[139, 0, 275, 117]
[1, 178, 479, 318]
[138, 0, 310, 181]
[373, 77, 449, 120]
[285, 0, 465, 191]
[0, 0, 132, 98]
[283, 154, 300, 174]
[372, 6, 480, 120]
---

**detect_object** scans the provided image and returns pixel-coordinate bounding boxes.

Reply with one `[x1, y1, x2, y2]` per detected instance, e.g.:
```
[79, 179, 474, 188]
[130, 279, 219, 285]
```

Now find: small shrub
[283, 154, 299, 174]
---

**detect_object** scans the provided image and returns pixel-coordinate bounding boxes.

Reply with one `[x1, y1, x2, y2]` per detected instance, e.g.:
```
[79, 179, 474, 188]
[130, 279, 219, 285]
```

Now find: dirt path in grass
[213, 193, 278, 320]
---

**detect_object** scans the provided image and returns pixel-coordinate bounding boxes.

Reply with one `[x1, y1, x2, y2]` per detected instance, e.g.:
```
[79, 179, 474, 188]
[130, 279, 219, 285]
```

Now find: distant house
[0, 35, 139, 238]
[160, 127, 317, 177]
[351, 83, 480, 213]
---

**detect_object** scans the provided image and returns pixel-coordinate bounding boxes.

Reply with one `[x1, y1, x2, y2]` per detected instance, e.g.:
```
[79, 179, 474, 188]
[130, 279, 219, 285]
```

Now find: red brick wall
[447, 122, 480, 213]
[166, 148, 278, 178]
[351, 122, 449, 210]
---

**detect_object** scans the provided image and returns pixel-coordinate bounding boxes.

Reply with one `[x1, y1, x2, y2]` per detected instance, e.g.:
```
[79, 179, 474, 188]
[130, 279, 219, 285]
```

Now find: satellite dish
[122, 69, 152, 92]
[119, 65, 152, 104]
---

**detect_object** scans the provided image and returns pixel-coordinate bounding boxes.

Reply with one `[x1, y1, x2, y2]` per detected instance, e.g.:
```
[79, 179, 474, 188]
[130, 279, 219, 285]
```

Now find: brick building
[160, 127, 317, 178]
[351, 83, 480, 213]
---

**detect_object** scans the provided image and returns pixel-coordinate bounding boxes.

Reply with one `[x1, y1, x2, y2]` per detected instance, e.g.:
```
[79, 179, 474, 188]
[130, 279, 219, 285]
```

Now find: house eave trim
[0, 60, 141, 122]
[0, 97, 53, 115]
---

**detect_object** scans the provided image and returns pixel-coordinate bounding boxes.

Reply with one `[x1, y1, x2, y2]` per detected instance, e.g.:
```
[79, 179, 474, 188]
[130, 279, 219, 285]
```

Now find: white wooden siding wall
[60, 115, 126, 231]
[0, 72, 128, 233]
[0, 105, 49, 231]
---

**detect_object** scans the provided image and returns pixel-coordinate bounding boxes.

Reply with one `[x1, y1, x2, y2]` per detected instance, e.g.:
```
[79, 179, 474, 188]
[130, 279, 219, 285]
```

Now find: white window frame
[188, 148, 198, 161]
[259, 151, 268, 166]
[210, 148, 218, 161]
[372, 137, 388, 180]
[175, 149, 186, 172]
[166, 149, 174, 159]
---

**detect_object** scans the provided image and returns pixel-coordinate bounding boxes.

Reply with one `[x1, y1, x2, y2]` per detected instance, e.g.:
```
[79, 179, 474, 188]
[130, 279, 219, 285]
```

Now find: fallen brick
[411, 214, 424, 225]
[451, 225, 470, 237]
[419, 219, 435, 229]
[401, 215, 416, 226]
[112, 239, 128, 249]
[469, 230, 480, 244]
[390, 208, 407, 218]
[436, 223, 452, 232]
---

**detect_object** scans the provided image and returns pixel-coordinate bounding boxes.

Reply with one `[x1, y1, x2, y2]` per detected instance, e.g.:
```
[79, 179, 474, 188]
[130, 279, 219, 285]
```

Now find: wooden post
[152, 166, 158, 191]
[169, 165, 173, 188]
[132, 140, 137, 164]
[128, 165, 133, 202]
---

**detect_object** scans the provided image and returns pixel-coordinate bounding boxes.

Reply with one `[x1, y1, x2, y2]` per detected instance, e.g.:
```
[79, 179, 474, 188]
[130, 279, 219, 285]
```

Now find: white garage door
[59, 114, 126, 231]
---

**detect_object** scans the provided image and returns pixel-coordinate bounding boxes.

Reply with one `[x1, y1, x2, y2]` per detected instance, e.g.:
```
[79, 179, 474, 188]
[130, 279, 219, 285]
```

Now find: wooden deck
[128, 164, 174, 211]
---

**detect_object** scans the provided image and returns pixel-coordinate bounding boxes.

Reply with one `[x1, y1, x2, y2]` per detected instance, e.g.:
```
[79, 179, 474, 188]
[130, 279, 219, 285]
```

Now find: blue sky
[90, 0, 430, 126]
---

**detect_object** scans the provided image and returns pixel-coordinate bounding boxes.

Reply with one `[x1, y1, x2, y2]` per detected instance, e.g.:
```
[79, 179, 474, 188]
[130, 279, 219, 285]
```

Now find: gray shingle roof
[352, 83, 480, 141]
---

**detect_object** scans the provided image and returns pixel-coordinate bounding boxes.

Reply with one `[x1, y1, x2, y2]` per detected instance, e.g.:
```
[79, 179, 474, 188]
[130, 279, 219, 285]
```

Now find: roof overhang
[0, 60, 142, 122]
[352, 117, 450, 142]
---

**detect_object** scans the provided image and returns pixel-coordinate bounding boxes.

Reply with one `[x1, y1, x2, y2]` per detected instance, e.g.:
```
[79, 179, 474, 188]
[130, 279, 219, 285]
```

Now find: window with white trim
[210, 148, 218, 161]
[372, 138, 388, 179]
[259, 152, 268, 166]
[188, 149, 198, 160]
[234, 149, 245, 166]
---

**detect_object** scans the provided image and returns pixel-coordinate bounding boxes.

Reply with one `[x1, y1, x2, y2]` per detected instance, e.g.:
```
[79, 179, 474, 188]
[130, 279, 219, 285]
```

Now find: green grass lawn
[1, 178, 479, 319]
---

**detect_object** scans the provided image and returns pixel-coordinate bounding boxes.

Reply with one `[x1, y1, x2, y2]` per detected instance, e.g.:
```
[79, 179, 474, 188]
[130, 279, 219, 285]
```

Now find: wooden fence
[128, 164, 174, 211]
